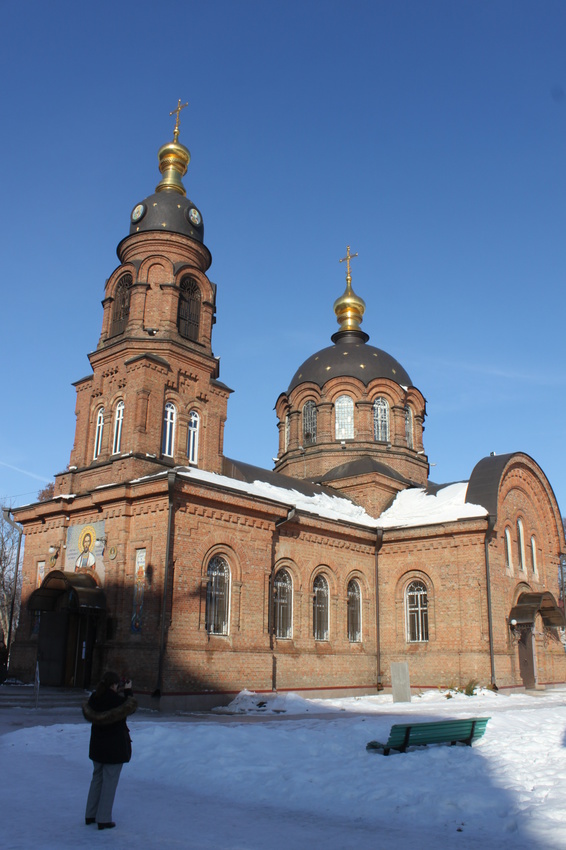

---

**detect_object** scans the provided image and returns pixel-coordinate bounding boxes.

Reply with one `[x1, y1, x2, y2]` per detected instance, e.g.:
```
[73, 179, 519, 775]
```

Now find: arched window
[93, 407, 104, 459]
[284, 413, 290, 451]
[404, 406, 414, 449]
[313, 574, 329, 640]
[273, 569, 293, 639]
[187, 410, 200, 465]
[303, 401, 317, 446]
[110, 273, 132, 337]
[530, 536, 538, 574]
[373, 397, 390, 443]
[205, 556, 230, 635]
[405, 580, 428, 642]
[178, 276, 201, 341]
[162, 402, 176, 458]
[347, 579, 362, 642]
[112, 401, 124, 455]
[517, 518, 526, 571]
[335, 395, 354, 440]
[504, 527, 513, 572]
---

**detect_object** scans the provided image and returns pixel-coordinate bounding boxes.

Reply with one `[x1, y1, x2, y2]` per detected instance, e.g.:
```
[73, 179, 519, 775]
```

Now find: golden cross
[339, 245, 358, 282]
[170, 99, 188, 143]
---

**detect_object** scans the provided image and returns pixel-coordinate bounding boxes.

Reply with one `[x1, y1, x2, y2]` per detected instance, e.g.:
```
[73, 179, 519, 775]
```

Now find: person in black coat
[83, 670, 137, 830]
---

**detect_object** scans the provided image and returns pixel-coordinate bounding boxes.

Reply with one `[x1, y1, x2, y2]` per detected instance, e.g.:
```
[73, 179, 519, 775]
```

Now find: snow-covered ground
[2, 686, 566, 849]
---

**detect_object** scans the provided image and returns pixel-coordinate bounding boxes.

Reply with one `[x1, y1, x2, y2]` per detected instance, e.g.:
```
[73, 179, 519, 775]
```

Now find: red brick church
[9, 107, 566, 708]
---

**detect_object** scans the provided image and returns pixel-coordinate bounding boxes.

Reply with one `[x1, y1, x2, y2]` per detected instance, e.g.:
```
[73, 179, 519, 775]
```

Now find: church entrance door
[517, 627, 536, 689]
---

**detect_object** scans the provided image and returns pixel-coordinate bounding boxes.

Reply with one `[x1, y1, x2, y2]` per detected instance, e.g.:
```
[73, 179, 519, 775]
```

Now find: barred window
[187, 410, 200, 465]
[162, 403, 176, 458]
[373, 397, 390, 442]
[335, 395, 354, 440]
[178, 276, 201, 341]
[112, 401, 124, 455]
[205, 556, 230, 635]
[347, 579, 362, 642]
[313, 575, 329, 640]
[110, 274, 132, 337]
[273, 569, 293, 639]
[405, 580, 428, 642]
[404, 405, 414, 449]
[517, 518, 526, 571]
[303, 401, 317, 446]
[93, 408, 104, 459]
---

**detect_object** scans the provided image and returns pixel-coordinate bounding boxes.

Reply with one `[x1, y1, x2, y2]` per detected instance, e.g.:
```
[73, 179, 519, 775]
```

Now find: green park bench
[366, 717, 490, 755]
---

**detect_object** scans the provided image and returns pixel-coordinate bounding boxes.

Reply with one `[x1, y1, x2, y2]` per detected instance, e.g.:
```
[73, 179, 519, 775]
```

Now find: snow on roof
[376, 481, 488, 528]
[177, 467, 377, 527]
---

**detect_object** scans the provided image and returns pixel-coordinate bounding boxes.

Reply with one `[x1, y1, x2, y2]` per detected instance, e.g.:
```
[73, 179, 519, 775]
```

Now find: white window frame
[530, 535, 538, 575]
[162, 402, 176, 458]
[404, 405, 414, 449]
[303, 401, 317, 446]
[405, 580, 429, 643]
[112, 400, 124, 455]
[335, 395, 354, 440]
[373, 397, 390, 443]
[205, 556, 231, 635]
[313, 574, 329, 640]
[187, 410, 200, 465]
[517, 518, 526, 571]
[504, 527, 513, 572]
[93, 407, 104, 459]
[347, 579, 362, 643]
[273, 568, 293, 639]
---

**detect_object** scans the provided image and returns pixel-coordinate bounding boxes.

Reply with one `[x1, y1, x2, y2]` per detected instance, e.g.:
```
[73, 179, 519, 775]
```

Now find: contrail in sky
[0, 460, 50, 483]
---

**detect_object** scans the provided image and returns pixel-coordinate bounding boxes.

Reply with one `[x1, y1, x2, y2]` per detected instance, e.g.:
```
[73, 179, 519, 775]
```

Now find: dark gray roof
[465, 453, 519, 517]
[125, 190, 205, 243]
[316, 456, 411, 485]
[288, 333, 412, 393]
[222, 457, 353, 502]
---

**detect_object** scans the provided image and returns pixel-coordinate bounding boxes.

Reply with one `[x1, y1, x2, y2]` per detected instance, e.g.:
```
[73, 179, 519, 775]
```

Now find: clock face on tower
[187, 207, 202, 226]
[131, 203, 146, 223]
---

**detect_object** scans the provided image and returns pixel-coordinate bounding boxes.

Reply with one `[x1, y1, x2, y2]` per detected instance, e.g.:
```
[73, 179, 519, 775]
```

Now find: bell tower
[55, 103, 231, 498]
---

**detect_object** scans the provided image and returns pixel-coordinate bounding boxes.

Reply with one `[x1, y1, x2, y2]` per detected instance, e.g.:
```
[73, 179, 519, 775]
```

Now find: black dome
[288, 333, 412, 393]
[128, 191, 204, 242]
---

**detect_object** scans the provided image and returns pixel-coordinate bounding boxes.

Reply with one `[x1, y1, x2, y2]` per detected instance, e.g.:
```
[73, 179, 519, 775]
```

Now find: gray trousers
[85, 762, 123, 823]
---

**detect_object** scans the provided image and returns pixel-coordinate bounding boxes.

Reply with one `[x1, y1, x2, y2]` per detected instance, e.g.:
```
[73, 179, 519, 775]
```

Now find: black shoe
[85, 818, 95, 825]
[98, 822, 116, 830]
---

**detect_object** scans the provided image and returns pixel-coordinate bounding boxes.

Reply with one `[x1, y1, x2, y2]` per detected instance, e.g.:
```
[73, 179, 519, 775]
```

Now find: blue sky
[1, 1, 565, 516]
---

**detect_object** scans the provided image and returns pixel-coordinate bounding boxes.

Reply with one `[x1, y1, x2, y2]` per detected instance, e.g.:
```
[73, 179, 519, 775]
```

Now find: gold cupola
[333, 245, 366, 334]
[155, 99, 191, 195]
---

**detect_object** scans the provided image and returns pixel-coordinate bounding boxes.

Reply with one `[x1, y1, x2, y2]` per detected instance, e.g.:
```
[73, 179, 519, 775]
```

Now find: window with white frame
[313, 574, 329, 640]
[504, 527, 513, 572]
[530, 535, 538, 574]
[404, 405, 414, 449]
[112, 401, 124, 454]
[517, 518, 526, 571]
[162, 403, 176, 458]
[303, 401, 317, 445]
[93, 407, 104, 459]
[335, 395, 354, 440]
[187, 410, 200, 465]
[284, 413, 290, 451]
[373, 397, 390, 442]
[273, 568, 293, 639]
[405, 580, 429, 642]
[205, 556, 230, 635]
[347, 579, 362, 642]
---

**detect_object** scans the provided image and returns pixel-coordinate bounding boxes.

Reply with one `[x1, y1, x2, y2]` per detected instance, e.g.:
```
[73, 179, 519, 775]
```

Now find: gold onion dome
[126, 100, 206, 250]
